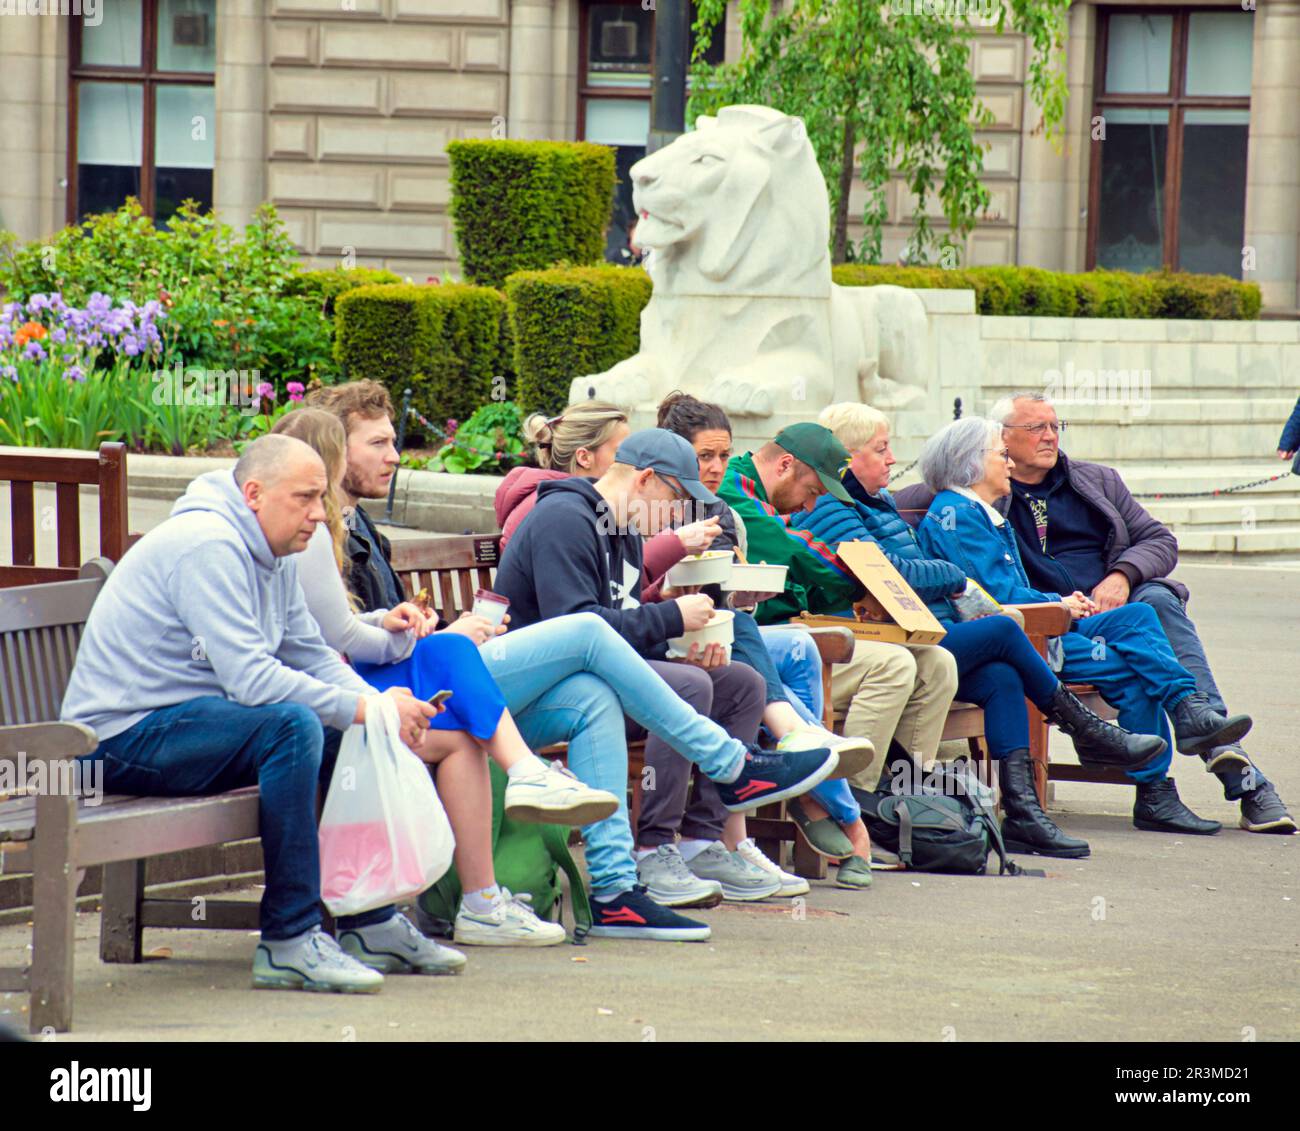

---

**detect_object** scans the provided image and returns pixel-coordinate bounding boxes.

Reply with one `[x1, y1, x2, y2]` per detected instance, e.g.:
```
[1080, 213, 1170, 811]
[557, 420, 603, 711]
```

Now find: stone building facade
[0, 0, 1297, 311]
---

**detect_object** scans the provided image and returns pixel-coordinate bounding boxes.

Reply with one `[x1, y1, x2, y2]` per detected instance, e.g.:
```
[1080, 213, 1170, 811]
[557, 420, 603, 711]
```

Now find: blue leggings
[353, 632, 506, 740]
[939, 616, 1060, 757]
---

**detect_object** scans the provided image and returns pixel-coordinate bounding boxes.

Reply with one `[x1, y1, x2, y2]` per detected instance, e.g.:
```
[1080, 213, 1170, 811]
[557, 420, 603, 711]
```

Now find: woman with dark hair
[657, 391, 879, 888]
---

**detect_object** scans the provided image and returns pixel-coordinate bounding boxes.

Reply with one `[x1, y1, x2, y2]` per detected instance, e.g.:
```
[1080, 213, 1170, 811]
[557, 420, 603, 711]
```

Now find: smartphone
[429, 689, 454, 708]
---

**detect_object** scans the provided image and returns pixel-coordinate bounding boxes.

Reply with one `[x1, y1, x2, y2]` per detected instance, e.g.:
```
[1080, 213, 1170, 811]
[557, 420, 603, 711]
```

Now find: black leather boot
[1132, 778, 1221, 835]
[1170, 692, 1253, 756]
[998, 748, 1090, 858]
[1042, 684, 1167, 772]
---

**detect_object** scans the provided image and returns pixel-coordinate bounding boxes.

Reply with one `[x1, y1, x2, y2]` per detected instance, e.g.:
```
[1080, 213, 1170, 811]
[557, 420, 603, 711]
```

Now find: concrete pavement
[0, 554, 1295, 1041]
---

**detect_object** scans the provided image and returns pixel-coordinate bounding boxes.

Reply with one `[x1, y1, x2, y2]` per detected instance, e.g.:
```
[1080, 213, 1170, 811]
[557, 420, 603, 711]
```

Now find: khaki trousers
[829, 640, 959, 790]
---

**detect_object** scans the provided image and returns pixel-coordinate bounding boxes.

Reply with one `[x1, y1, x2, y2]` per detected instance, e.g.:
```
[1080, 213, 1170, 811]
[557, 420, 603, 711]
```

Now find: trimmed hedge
[286, 266, 403, 315]
[447, 140, 617, 289]
[505, 265, 652, 417]
[333, 282, 508, 425]
[831, 264, 1261, 320]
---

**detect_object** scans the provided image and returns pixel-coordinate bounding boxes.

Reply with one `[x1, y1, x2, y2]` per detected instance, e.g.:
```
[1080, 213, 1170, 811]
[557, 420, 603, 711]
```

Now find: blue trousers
[1057, 602, 1191, 783]
[938, 616, 1061, 757]
[1131, 581, 1268, 800]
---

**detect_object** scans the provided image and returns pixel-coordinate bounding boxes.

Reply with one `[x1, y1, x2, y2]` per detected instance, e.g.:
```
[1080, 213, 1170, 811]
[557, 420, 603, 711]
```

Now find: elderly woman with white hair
[916, 416, 1252, 838]
[794, 404, 1174, 857]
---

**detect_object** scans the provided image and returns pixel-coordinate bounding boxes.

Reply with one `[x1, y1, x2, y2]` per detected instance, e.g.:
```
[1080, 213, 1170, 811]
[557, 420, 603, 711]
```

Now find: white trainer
[777, 727, 875, 781]
[504, 762, 621, 826]
[453, 889, 567, 947]
[253, 927, 384, 994]
[735, 837, 811, 897]
[339, 912, 468, 975]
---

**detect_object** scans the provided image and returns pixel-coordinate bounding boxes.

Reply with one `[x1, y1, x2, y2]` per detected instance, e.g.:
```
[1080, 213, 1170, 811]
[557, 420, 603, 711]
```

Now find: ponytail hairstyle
[522, 400, 628, 473]
[656, 390, 732, 443]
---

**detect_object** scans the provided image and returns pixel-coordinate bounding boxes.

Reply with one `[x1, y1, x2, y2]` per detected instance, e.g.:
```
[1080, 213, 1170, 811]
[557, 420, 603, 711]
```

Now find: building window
[69, 0, 217, 226]
[579, 0, 724, 263]
[1088, 7, 1253, 277]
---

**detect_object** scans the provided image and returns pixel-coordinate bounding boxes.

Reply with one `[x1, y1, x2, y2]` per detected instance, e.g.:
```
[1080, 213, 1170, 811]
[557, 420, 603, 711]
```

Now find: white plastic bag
[318, 693, 455, 917]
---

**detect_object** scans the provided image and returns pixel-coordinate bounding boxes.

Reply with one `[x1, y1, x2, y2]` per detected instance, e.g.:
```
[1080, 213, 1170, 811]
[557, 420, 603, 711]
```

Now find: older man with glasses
[987, 392, 1294, 835]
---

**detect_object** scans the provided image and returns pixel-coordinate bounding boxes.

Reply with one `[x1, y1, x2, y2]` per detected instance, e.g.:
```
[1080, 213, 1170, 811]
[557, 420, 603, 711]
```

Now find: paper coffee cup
[472, 589, 510, 626]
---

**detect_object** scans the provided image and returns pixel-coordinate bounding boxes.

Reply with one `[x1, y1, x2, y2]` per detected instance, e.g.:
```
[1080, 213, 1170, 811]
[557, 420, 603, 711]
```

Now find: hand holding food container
[722, 560, 789, 608]
[674, 592, 715, 631]
[667, 608, 735, 662]
[471, 588, 511, 628]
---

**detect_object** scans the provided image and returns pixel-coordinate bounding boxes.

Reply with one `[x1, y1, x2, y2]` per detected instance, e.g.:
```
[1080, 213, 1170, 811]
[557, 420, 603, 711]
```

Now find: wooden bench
[0, 559, 264, 1033]
[0, 442, 130, 588]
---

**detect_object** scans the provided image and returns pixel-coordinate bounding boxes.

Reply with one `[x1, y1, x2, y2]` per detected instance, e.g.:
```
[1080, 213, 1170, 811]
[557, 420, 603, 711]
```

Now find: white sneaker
[778, 727, 875, 781]
[339, 912, 467, 975]
[453, 889, 567, 947]
[685, 842, 782, 902]
[636, 844, 724, 908]
[253, 927, 384, 994]
[735, 837, 810, 897]
[504, 762, 621, 826]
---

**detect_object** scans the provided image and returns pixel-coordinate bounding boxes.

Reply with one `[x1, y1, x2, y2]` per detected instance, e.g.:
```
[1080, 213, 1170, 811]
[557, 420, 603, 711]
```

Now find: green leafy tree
[689, 0, 1070, 265]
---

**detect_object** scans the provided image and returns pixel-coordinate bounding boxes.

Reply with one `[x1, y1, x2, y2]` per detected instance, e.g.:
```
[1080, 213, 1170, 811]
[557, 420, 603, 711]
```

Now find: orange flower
[13, 321, 48, 347]
[213, 319, 230, 328]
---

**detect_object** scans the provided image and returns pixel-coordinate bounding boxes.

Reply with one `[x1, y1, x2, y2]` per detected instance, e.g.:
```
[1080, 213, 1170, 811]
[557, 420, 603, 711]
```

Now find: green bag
[417, 763, 592, 940]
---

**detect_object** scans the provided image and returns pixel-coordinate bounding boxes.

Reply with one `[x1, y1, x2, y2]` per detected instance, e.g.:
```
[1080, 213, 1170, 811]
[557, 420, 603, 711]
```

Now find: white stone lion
[570, 104, 929, 425]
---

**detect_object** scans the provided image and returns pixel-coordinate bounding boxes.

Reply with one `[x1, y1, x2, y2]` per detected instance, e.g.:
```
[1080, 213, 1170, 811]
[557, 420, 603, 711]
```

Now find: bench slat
[55, 482, 81, 569]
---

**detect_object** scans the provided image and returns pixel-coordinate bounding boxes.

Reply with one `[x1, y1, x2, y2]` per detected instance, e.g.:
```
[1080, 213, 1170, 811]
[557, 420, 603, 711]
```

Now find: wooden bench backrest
[0, 561, 109, 726]
[388, 534, 502, 617]
[0, 443, 129, 588]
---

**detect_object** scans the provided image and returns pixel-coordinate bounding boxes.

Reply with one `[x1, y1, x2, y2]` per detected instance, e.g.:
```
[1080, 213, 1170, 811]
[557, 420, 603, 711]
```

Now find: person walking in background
[1278, 395, 1300, 463]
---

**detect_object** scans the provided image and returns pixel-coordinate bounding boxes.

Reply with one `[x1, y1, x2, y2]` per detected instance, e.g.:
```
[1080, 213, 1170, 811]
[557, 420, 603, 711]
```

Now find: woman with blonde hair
[271, 408, 620, 957]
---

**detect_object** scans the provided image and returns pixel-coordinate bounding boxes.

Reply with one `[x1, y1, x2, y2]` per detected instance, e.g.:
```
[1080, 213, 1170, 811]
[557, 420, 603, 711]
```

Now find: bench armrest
[1007, 602, 1071, 638]
[799, 626, 857, 666]
[0, 722, 98, 764]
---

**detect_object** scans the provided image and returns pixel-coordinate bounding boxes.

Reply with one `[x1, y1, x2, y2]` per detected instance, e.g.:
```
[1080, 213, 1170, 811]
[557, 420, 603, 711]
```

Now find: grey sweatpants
[632, 659, 766, 847]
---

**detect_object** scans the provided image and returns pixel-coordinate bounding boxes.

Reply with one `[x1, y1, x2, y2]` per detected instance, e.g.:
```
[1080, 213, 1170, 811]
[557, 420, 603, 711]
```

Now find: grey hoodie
[61, 469, 372, 741]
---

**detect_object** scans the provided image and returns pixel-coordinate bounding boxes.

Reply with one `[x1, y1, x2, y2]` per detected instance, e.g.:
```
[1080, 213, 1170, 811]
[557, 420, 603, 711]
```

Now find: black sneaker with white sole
[587, 886, 712, 941]
[714, 744, 838, 813]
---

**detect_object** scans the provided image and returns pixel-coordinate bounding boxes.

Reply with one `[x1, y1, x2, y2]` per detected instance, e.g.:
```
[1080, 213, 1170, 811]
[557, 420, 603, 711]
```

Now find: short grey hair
[988, 391, 1052, 425]
[919, 416, 1004, 492]
[233, 433, 321, 489]
[817, 402, 890, 452]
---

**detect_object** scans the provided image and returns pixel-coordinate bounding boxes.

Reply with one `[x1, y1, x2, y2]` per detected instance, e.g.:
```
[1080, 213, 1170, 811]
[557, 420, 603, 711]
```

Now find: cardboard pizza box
[795, 540, 947, 645]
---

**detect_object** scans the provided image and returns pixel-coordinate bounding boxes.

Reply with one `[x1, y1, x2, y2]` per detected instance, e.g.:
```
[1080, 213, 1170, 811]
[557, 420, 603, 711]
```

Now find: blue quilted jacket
[792, 472, 967, 624]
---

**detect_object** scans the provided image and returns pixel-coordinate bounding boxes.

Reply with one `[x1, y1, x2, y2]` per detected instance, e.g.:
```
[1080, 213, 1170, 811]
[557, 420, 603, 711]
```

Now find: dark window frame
[67, 0, 216, 224]
[1086, 6, 1252, 273]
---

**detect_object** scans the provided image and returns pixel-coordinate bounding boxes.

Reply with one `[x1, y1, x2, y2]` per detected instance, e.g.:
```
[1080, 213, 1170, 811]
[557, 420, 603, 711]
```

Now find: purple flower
[1, 365, 16, 381]
[123, 339, 140, 357]
[26, 294, 51, 313]
[256, 382, 275, 400]
[287, 381, 305, 403]
[23, 341, 46, 361]
[65, 366, 84, 382]
[51, 327, 67, 344]
[2, 301, 22, 325]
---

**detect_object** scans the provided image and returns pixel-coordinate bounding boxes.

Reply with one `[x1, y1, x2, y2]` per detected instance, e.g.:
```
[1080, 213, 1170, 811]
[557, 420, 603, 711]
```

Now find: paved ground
[1, 491, 1296, 1041]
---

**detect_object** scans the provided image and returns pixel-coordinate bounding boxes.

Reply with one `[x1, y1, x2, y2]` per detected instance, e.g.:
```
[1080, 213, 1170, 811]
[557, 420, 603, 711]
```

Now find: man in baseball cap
[614, 427, 719, 505]
[769, 422, 855, 506]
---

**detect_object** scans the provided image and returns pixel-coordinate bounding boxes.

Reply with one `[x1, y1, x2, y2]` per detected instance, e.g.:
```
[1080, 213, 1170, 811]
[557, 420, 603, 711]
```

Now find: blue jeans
[80, 697, 372, 941]
[1058, 603, 1190, 784]
[940, 616, 1061, 757]
[478, 613, 748, 898]
[760, 626, 862, 825]
[1131, 581, 1269, 800]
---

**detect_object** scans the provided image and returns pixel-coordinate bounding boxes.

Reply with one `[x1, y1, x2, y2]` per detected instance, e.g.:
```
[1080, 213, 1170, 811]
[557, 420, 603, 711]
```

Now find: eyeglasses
[1004, 421, 1068, 436]
[656, 472, 691, 503]
[985, 448, 1012, 462]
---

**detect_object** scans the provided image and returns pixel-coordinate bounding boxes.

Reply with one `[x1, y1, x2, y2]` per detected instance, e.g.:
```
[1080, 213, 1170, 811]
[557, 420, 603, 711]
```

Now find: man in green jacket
[717, 423, 958, 794]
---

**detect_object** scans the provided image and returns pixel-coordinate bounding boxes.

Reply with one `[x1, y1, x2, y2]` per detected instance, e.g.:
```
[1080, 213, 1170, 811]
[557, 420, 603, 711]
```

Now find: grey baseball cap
[614, 428, 718, 504]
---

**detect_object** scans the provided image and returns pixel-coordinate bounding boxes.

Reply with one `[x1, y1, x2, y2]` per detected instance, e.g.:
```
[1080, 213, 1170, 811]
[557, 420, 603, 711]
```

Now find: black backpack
[857, 761, 1016, 875]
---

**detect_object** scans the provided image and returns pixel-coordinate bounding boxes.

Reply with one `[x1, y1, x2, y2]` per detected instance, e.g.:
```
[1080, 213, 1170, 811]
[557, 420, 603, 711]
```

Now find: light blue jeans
[760, 626, 862, 825]
[479, 613, 748, 898]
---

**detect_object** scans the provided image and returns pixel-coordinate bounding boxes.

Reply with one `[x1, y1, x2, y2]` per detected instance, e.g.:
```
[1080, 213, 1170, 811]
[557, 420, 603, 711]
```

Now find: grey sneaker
[735, 837, 810, 897]
[685, 842, 782, 902]
[253, 927, 384, 994]
[339, 912, 467, 975]
[453, 889, 567, 947]
[636, 844, 724, 908]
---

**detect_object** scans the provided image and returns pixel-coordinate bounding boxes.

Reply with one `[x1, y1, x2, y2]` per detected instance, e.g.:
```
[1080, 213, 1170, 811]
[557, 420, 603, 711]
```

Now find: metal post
[647, 0, 690, 155]
[384, 387, 413, 526]
[954, 397, 963, 420]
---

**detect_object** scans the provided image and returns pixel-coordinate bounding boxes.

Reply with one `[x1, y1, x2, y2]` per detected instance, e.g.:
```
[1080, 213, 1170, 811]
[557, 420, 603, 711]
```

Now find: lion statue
[570, 104, 929, 423]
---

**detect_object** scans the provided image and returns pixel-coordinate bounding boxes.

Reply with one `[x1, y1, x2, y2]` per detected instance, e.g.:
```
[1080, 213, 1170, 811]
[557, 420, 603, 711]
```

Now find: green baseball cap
[772, 422, 853, 504]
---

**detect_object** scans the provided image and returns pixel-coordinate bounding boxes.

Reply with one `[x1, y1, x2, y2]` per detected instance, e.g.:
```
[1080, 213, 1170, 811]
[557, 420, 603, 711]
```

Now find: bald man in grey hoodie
[61, 435, 446, 994]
